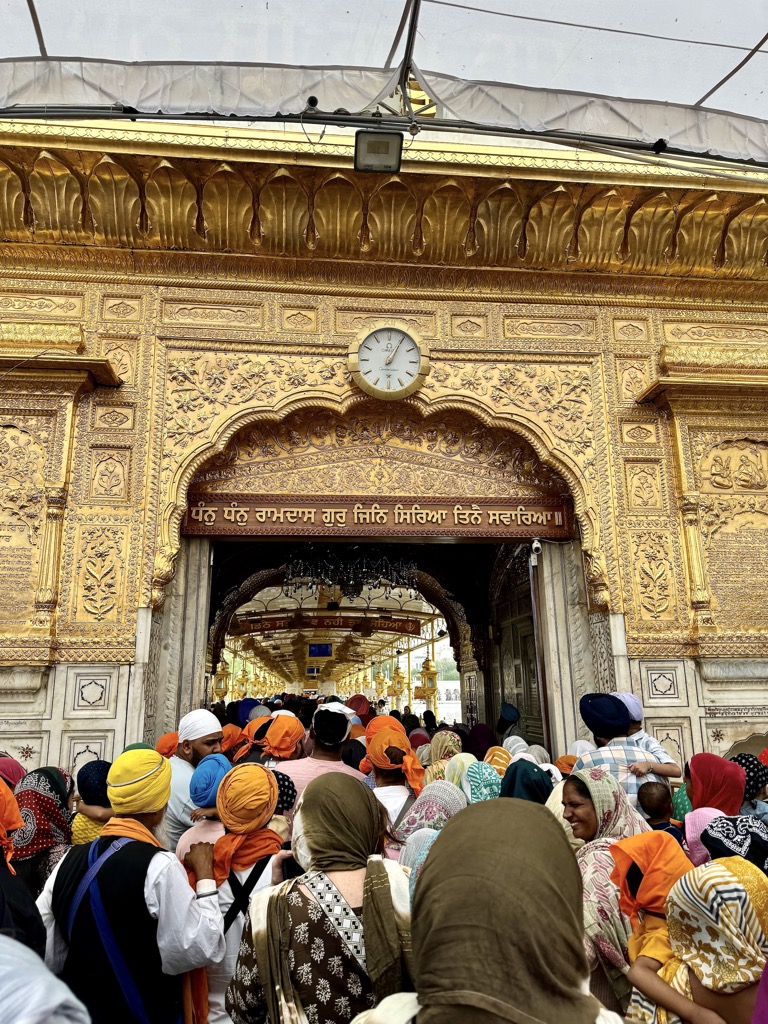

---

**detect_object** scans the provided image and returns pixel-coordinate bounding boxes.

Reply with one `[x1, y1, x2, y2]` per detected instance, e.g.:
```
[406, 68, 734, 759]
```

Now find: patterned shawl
[572, 766, 650, 1009]
[12, 768, 72, 860]
[443, 753, 476, 788]
[731, 753, 768, 802]
[422, 732, 462, 785]
[460, 762, 501, 804]
[631, 857, 768, 1024]
[684, 806, 723, 866]
[394, 781, 467, 842]
[701, 815, 768, 874]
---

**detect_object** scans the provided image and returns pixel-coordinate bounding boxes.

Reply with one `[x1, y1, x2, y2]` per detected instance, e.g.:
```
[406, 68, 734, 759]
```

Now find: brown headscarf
[412, 799, 602, 1024]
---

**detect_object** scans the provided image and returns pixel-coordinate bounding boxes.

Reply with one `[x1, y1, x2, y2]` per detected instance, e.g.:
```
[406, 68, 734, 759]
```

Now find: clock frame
[347, 320, 431, 400]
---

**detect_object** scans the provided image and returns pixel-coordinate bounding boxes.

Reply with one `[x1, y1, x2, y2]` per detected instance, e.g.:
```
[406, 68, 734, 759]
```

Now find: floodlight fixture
[354, 130, 403, 173]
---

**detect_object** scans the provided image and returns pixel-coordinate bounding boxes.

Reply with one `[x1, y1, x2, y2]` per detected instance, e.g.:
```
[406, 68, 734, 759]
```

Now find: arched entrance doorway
[145, 402, 601, 749]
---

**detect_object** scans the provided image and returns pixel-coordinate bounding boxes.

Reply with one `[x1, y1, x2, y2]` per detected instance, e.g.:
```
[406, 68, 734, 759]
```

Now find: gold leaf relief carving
[576, 189, 626, 270]
[622, 422, 657, 444]
[77, 527, 123, 622]
[473, 185, 523, 266]
[202, 165, 254, 253]
[259, 171, 309, 257]
[192, 405, 570, 500]
[0, 322, 82, 352]
[90, 452, 129, 500]
[313, 176, 363, 259]
[632, 532, 676, 620]
[334, 310, 435, 335]
[665, 322, 768, 342]
[162, 301, 263, 326]
[618, 360, 648, 401]
[102, 298, 140, 321]
[673, 194, 726, 270]
[700, 439, 768, 494]
[524, 186, 575, 267]
[504, 317, 595, 340]
[614, 320, 648, 341]
[626, 463, 663, 509]
[102, 343, 134, 385]
[0, 292, 82, 318]
[282, 309, 316, 331]
[723, 199, 768, 276]
[145, 161, 200, 250]
[29, 152, 86, 244]
[88, 156, 141, 247]
[661, 342, 768, 371]
[93, 406, 135, 430]
[451, 316, 486, 338]
[0, 160, 27, 241]
[626, 192, 675, 274]
[366, 181, 418, 262]
[0, 426, 46, 626]
[420, 183, 470, 264]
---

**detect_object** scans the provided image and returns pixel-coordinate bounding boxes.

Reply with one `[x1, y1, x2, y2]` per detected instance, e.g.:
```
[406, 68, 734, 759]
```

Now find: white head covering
[526, 744, 550, 765]
[271, 708, 297, 718]
[503, 736, 528, 756]
[538, 763, 564, 784]
[313, 702, 355, 741]
[511, 752, 539, 766]
[613, 691, 643, 724]
[0, 933, 91, 1023]
[248, 705, 272, 722]
[177, 709, 223, 744]
[568, 739, 596, 757]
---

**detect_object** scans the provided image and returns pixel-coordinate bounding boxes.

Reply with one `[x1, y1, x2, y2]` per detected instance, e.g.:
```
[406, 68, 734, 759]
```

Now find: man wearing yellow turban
[37, 748, 226, 1024]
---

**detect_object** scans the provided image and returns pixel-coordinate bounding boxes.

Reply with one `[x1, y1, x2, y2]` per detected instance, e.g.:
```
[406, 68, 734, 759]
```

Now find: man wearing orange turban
[368, 727, 424, 833]
[261, 714, 306, 763]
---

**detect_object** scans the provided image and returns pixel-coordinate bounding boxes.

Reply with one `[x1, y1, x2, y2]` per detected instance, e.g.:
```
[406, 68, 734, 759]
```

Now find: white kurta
[37, 847, 226, 976]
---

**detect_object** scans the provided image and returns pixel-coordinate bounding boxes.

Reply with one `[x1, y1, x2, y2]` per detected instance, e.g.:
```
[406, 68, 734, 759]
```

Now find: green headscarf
[500, 759, 554, 804]
[412, 800, 602, 1024]
[292, 772, 381, 871]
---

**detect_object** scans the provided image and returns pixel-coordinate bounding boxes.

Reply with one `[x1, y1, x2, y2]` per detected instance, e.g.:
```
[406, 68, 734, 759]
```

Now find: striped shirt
[572, 740, 666, 808]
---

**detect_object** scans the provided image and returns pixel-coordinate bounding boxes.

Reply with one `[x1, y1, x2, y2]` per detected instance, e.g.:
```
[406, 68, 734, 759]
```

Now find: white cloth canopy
[3, 1, 768, 164]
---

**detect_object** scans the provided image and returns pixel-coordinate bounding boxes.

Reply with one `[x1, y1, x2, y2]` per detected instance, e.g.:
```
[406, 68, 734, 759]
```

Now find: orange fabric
[233, 717, 271, 763]
[186, 762, 283, 1024]
[221, 724, 243, 752]
[101, 816, 164, 848]
[555, 755, 578, 776]
[0, 785, 23, 873]
[359, 715, 407, 775]
[484, 746, 512, 777]
[609, 830, 692, 930]
[350, 724, 366, 740]
[627, 913, 674, 966]
[262, 715, 305, 760]
[368, 727, 424, 795]
[155, 732, 178, 759]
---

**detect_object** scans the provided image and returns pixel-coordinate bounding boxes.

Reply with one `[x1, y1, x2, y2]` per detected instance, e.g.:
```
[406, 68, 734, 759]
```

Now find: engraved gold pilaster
[680, 492, 711, 609]
[34, 486, 67, 613]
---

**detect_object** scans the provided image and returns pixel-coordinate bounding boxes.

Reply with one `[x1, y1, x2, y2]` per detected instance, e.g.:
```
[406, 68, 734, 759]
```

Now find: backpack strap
[67, 837, 153, 1024]
[392, 793, 416, 832]
[223, 853, 273, 934]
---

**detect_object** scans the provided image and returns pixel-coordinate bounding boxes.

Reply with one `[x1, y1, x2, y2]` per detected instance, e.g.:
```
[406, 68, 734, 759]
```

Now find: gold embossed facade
[1, 118, 767, 768]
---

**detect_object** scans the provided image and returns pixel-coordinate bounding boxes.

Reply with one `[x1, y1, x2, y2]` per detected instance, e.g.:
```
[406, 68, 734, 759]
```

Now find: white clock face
[357, 328, 421, 393]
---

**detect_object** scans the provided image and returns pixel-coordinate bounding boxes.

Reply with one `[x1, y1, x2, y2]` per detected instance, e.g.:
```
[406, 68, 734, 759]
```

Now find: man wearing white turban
[167, 709, 224, 853]
[613, 691, 681, 782]
[36, 749, 226, 1024]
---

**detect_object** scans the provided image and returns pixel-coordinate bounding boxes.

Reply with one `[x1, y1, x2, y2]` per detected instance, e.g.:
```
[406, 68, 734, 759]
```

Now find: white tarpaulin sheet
[2, 0, 768, 163]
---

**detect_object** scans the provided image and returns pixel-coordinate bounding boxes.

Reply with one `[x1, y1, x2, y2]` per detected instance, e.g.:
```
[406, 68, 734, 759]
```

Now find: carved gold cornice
[0, 355, 120, 387]
[1, 125, 768, 286]
[637, 372, 768, 404]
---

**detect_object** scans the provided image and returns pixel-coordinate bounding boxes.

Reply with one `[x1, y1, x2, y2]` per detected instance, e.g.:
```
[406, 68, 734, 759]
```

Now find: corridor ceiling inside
[3, 2, 768, 165]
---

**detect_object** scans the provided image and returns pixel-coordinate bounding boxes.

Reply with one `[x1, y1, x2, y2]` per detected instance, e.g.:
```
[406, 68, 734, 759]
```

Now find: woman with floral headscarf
[394, 781, 467, 843]
[562, 765, 650, 1013]
[422, 731, 462, 785]
[12, 768, 73, 899]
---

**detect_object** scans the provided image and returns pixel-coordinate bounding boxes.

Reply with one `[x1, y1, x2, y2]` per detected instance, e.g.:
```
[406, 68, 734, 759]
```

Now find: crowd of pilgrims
[1, 690, 768, 1024]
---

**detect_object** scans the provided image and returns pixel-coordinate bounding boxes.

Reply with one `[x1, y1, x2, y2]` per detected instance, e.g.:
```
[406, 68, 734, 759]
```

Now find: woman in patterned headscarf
[701, 815, 768, 875]
[422, 731, 462, 785]
[732, 752, 768, 824]
[460, 761, 501, 804]
[226, 773, 412, 1024]
[562, 766, 650, 1014]
[647, 858, 768, 1023]
[394, 781, 467, 843]
[12, 767, 73, 899]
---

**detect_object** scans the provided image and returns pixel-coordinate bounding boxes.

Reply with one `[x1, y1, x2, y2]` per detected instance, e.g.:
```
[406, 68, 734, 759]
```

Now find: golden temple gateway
[2, 118, 768, 771]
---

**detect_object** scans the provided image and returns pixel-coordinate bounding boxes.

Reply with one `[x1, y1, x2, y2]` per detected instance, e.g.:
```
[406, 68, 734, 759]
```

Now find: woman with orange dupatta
[189, 762, 285, 1024]
[0, 782, 45, 956]
[609, 830, 725, 1024]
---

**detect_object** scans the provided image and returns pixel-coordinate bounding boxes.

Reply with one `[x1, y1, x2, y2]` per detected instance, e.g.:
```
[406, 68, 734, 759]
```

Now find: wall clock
[347, 320, 430, 400]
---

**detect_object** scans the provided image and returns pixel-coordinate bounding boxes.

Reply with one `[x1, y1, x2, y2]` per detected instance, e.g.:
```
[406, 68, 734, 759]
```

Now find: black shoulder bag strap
[392, 793, 417, 832]
[223, 853, 274, 934]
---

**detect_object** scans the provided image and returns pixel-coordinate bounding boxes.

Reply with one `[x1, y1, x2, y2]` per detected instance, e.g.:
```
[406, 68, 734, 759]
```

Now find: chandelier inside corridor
[283, 549, 418, 603]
